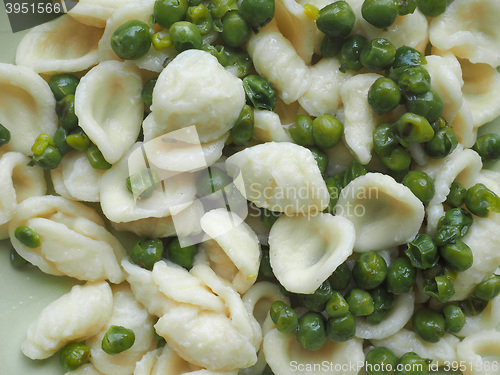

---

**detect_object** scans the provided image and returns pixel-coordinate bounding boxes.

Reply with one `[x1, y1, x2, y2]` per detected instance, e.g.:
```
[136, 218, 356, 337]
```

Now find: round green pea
[366, 287, 396, 324]
[325, 291, 349, 317]
[398, 66, 431, 95]
[111, 20, 152, 60]
[412, 307, 446, 343]
[343, 160, 368, 186]
[186, 4, 213, 35]
[474, 133, 500, 162]
[346, 288, 374, 316]
[339, 34, 368, 72]
[325, 312, 356, 342]
[59, 342, 91, 371]
[459, 297, 489, 316]
[437, 208, 473, 238]
[473, 274, 500, 301]
[239, 0, 275, 29]
[142, 78, 157, 109]
[361, 38, 396, 70]
[417, 0, 447, 17]
[220, 11, 250, 48]
[394, 112, 435, 144]
[316, 1, 355, 38]
[368, 77, 401, 115]
[169, 20, 202, 52]
[87, 145, 112, 170]
[32, 145, 62, 169]
[445, 181, 467, 208]
[424, 127, 458, 159]
[392, 45, 426, 69]
[321, 35, 343, 58]
[464, 183, 500, 217]
[325, 176, 342, 213]
[443, 305, 465, 334]
[405, 233, 439, 269]
[208, 0, 237, 19]
[166, 237, 198, 269]
[379, 146, 411, 171]
[130, 238, 164, 270]
[353, 251, 388, 290]
[196, 166, 231, 197]
[296, 311, 327, 351]
[0, 123, 10, 147]
[434, 225, 461, 247]
[312, 114, 343, 149]
[66, 132, 90, 152]
[365, 346, 398, 375]
[298, 280, 334, 312]
[154, 0, 188, 28]
[395, 352, 428, 375]
[269, 300, 298, 333]
[373, 123, 398, 156]
[231, 104, 254, 145]
[289, 114, 314, 147]
[328, 262, 351, 290]
[309, 147, 328, 174]
[49, 73, 80, 101]
[242, 75, 277, 111]
[259, 247, 274, 278]
[10, 246, 27, 267]
[53, 127, 72, 155]
[56, 95, 78, 131]
[402, 170, 435, 203]
[361, 0, 399, 29]
[101, 325, 135, 354]
[405, 89, 444, 123]
[386, 257, 416, 294]
[396, 0, 418, 15]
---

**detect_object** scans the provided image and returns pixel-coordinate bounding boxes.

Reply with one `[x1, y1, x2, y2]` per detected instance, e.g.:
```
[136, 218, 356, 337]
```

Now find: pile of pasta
[2, 0, 500, 374]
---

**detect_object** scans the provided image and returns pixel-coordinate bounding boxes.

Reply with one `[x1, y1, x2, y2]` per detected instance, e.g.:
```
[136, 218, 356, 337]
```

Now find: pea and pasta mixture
[2, 0, 500, 374]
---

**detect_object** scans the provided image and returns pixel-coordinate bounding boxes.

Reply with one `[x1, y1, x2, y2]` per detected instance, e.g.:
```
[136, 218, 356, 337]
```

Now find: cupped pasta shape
[66, 363, 105, 375]
[0, 152, 46, 239]
[0, 63, 57, 155]
[15, 15, 102, 73]
[268, 213, 355, 294]
[150, 50, 245, 143]
[325, 138, 357, 176]
[87, 284, 157, 375]
[9, 195, 127, 283]
[247, 21, 312, 104]
[429, 0, 500, 66]
[68, 0, 135, 27]
[22, 282, 112, 360]
[75, 60, 143, 164]
[253, 110, 293, 143]
[263, 329, 364, 375]
[355, 291, 415, 340]
[225, 142, 329, 214]
[456, 331, 500, 375]
[459, 295, 500, 338]
[134, 346, 193, 375]
[335, 173, 425, 252]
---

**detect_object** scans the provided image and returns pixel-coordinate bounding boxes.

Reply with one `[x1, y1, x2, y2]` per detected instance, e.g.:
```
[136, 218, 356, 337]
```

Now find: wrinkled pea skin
[396, 0, 418, 15]
[208, 0, 237, 19]
[394, 112, 434, 144]
[270, 300, 299, 333]
[373, 123, 399, 156]
[339, 34, 368, 72]
[60, 342, 91, 371]
[405, 233, 439, 269]
[423, 273, 455, 303]
[459, 297, 489, 316]
[242, 75, 277, 111]
[366, 287, 396, 324]
[298, 280, 334, 312]
[398, 66, 431, 96]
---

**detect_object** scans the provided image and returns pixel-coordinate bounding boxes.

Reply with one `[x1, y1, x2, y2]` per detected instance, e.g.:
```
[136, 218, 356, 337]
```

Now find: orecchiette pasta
[456, 331, 500, 375]
[253, 110, 293, 143]
[458, 295, 500, 337]
[68, 0, 136, 28]
[66, 363, 105, 375]
[133, 346, 195, 375]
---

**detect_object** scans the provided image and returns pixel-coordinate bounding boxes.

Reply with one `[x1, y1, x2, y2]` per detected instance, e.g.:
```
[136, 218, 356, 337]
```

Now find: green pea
[242, 75, 277, 111]
[430, 116, 447, 133]
[169, 21, 202, 52]
[333, 172, 346, 190]
[473, 274, 500, 301]
[230, 104, 254, 145]
[445, 181, 466, 208]
[289, 114, 315, 147]
[296, 311, 327, 351]
[361, 0, 399, 29]
[196, 166, 231, 197]
[166, 237, 198, 269]
[298, 280, 334, 312]
[473, 133, 500, 162]
[373, 123, 398, 156]
[111, 20, 152, 60]
[239, 0, 275, 29]
[101, 325, 135, 354]
[325, 177, 342, 213]
[220, 11, 250, 48]
[142, 78, 157, 109]
[66, 132, 90, 152]
[321, 35, 343, 58]
[434, 225, 461, 247]
[365, 346, 398, 375]
[339, 34, 368, 72]
[402, 170, 435, 203]
[464, 183, 500, 217]
[353, 251, 388, 290]
[316, 1, 355, 38]
[366, 287, 396, 324]
[312, 114, 343, 149]
[459, 297, 489, 316]
[398, 66, 431, 96]
[328, 262, 351, 290]
[343, 160, 368, 186]
[417, 0, 447, 17]
[87, 145, 112, 170]
[32, 145, 62, 169]
[379, 146, 411, 172]
[386, 257, 416, 294]
[154, 0, 188, 28]
[186, 4, 213, 35]
[423, 273, 455, 303]
[424, 127, 458, 159]
[126, 169, 160, 200]
[325, 291, 349, 317]
[412, 307, 446, 343]
[396, 0, 418, 15]
[260, 207, 281, 228]
[31, 133, 54, 156]
[309, 147, 328, 174]
[346, 288, 374, 316]
[208, 0, 237, 19]
[59, 342, 91, 371]
[361, 38, 397, 70]
[368, 77, 401, 115]
[220, 46, 252, 78]
[49, 73, 80, 101]
[405, 89, 444, 123]
[56, 95, 78, 131]
[10, 247, 27, 267]
[395, 352, 428, 375]
[0, 123, 10, 147]
[395, 112, 435, 145]
[259, 247, 274, 278]
[437, 208, 473, 238]
[443, 305, 465, 334]
[262, 365, 275, 375]
[130, 238, 164, 270]
[392, 45, 426, 69]
[325, 312, 356, 342]
[405, 233, 439, 269]
[14, 225, 40, 248]
[53, 127, 72, 155]
[269, 300, 299, 333]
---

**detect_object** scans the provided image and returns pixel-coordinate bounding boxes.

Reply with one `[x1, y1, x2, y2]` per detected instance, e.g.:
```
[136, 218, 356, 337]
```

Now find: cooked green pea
[56, 95, 78, 131]
[259, 247, 274, 278]
[31, 133, 54, 156]
[102, 325, 135, 354]
[339, 34, 368, 72]
[417, 0, 447, 17]
[398, 66, 431, 95]
[395, 352, 428, 375]
[14, 225, 40, 248]
[296, 311, 327, 351]
[169, 21, 202, 52]
[443, 305, 465, 334]
[208, 0, 237, 18]
[345, 288, 374, 316]
[430, 116, 447, 132]
[130, 238, 164, 270]
[309, 147, 328, 174]
[298, 280, 334, 312]
[378, 146, 411, 171]
[325, 312, 356, 342]
[373, 123, 398, 156]
[423, 273, 455, 303]
[141, 78, 157, 109]
[386, 257, 416, 294]
[424, 127, 458, 159]
[353, 251, 388, 290]
[87, 145, 112, 170]
[316, 1, 355, 37]
[445, 181, 467, 208]
[473, 133, 500, 162]
[368, 77, 401, 115]
[396, 0, 418, 15]
[434, 225, 461, 247]
[361, 38, 396, 70]
[366, 287, 396, 324]
[154, 0, 188, 28]
[260, 207, 281, 228]
[66, 132, 90, 152]
[412, 307, 446, 343]
[365, 346, 398, 375]
[312, 114, 343, 149]
[325, 176, 342, 213]
[59, 342, 91, 371]
[220, 11, 250, 47]
[269, 301, 299, 333]
[231, 104, 254, 145]
[289, 114, 314, 146]
[437, 208, 473, 238]
[126, 168, 160, 200]
[343, 160, 368, 186]
[32, 145, 62, 169]
[166, 237, 198, 269]
[402, 170, 435, 203]
[0, 123, 10, 147]
[361, 0, 399, 29]
[53, 127, 72, 155]
[321, 35, 343, 57]
[186, 4, 213, 35]
[49, 74, 80, 101]
[405, 89, 444, 123]
[239, 0, 275, 29]
[394, 112, 434, 144]
[10, 246, 27, 267]
[459, 297, 489, 316]
[464, 183, 500, 217]
[196, 166, 231, 197]
[392, 45, 426, 69]
[333, 172, 346, 190]
[111, 20, 152, 60]
[328, 262, 351, 290]
[242, 75, 277, 111]
[325, 291, 349, 317]
[473, 274, 500, 301]
[405, 233, 439, 269]
[220, 47, 252, 78]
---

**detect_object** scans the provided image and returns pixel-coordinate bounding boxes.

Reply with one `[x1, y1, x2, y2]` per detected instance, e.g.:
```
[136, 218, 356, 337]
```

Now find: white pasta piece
[247, 21, 312, 104]
[299, 58, 352, 117]
[456, 331, 500, 375]
[340, 73, 384, 164]
[75, 60, 143, 164]
[325, 139, 357, 176]
[429, 0, 500, 66]
[335, 173, 425, 251]
[66, 363, 105, 375]
[253, 110, 293, 143]
[0, 152, 46, 239]
[134, 346, 195, 375]
[268, 213, 355, 294]
[68, 0, 136, 27]
[15, 15, 102, 73]
[87, 284, 157, 375]
[150, 50, 245, 143]
[355, 291, 414, 340]
[0, 63, 58, 155]
[372, 329, 460, 364]
[459, 295, 500, 338]
[225, 142, 329, 214]
[264, 329, 364, 375]
[22, 282, 113, 360]
[200, 209, 261, 294]
[50, 150, 104, 202]
[9, 195, 127, 283]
